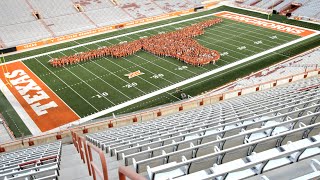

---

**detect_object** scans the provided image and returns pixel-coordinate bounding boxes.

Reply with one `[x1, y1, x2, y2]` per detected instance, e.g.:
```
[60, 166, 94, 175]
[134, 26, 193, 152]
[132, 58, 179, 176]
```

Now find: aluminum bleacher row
[0, 141, 61, 180]
[86, 76, 320, 179]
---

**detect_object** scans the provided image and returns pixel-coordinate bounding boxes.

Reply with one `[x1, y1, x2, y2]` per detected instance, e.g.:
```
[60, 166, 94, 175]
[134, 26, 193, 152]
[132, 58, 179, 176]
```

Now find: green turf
[0, 6, 319, 137]
[23, 15, 300, 119]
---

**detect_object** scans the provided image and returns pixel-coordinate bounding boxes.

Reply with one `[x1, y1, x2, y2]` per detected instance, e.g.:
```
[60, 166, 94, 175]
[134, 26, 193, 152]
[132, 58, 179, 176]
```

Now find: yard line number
[92, 92, 109, 99]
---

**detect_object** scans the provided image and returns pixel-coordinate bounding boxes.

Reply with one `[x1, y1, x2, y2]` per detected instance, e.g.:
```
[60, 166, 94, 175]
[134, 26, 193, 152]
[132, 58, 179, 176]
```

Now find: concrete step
[59, 144, 92, 180]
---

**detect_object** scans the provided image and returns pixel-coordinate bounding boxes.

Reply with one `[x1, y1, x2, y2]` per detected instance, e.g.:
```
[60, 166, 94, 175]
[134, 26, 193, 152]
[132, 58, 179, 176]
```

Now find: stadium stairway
[59, 143, 91, 180]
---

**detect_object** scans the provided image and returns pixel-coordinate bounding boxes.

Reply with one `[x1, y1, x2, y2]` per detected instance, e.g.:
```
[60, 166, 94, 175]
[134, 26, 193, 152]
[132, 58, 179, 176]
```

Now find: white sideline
[0, 80, 42, 135]
[48, 31, 320, 133]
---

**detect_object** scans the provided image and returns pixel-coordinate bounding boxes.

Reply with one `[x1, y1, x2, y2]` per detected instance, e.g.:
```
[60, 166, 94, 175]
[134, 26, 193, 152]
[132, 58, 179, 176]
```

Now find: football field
[0, 9, 319, 135]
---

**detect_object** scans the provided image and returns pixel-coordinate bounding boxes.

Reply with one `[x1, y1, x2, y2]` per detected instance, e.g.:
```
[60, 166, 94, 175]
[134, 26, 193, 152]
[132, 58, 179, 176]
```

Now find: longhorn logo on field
[125, 70, 145, 79]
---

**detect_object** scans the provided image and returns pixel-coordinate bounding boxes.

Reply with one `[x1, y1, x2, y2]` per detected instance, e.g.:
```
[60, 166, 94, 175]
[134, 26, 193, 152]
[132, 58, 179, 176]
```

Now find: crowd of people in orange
[49, 18, 222, 67]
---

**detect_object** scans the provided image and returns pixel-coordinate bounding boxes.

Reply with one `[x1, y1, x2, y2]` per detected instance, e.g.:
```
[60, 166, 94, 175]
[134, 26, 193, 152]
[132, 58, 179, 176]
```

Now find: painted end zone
[215, 11, 316, 37]
[0, 61, 79, 132]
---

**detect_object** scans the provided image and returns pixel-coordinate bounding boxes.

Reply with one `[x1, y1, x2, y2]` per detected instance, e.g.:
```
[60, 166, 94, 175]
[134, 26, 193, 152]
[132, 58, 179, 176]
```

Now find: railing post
[79, 136, 92, 176]
[86, 142, 109, 180]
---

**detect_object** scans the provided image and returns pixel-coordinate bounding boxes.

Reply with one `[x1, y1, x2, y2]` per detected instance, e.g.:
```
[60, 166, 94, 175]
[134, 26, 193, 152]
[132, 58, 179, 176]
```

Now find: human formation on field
[49, 18, 222, 67]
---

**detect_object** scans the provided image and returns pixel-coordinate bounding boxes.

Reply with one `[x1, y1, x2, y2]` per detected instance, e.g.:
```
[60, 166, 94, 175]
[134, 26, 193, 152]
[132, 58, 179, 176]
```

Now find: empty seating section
[153, 0, 200, 12]
[71, 0, 115, 11]
[0, 142, 61, 180]
[273, 0, 294, 11]
[292, 0, 320, 19]
[0, 0, 35, 27]
[28, 0, 77, 18]
[233, 0, 320, 20]
[0, 21, 51, 48]
[85, 7, 133, 27]
[208, 48, 320, 96]
[121, 0, 166, 19]
[254, 0, 283, 9]
[43, 13, 96, 36]
[172, 135, 320, 180]
[87, 77, 320, 179]
[0, 0, 205, 48]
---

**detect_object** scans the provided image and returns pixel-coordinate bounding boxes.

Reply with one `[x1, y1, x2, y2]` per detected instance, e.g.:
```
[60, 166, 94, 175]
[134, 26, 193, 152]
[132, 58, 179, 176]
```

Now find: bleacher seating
[28, 0, 77, 18]
[85, 6, 134, 27]
[43, 13, 96, 36]
[292, 0, 320, 20]
[0, 141, 61, 180]
[0, 21, 52, 48]
[71, 0, 115, 11]
[153, 0, 201, 12]
[208, 48, 320, 96]
[232, 0, 320, 20]
[170, 135, 320, 180]
[120, 0, 166, 19]
[87, 76, 320, 179]
[0, 0, 35, 27]
[0, 0, 205, 48]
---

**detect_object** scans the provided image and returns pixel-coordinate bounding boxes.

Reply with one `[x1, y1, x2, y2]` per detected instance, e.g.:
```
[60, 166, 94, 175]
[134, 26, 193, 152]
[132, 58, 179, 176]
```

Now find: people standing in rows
[50, 18, 222, 67]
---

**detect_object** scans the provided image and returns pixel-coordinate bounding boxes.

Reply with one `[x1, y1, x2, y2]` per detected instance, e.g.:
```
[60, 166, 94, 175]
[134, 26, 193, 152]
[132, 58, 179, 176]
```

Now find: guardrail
[72, 131, 108, 179]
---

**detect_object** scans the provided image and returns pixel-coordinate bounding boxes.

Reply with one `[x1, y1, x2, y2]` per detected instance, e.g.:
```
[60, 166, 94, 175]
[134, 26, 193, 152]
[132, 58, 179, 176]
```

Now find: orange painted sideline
[0, 62, 79, 132]
[215, 12, 316, 37]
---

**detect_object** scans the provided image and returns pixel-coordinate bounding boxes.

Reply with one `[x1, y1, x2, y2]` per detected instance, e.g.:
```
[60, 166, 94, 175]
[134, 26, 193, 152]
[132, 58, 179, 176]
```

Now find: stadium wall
[0, 69, 319, 153]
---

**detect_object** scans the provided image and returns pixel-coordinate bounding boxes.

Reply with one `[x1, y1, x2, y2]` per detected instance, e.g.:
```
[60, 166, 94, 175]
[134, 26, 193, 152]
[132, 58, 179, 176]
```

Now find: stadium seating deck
[85, 6, 134, 27]
[208, 48, 320, 96]
[232, 0, 320, 20]
[0, 21, 52, 48]
[87, 76, 320, 179]
[0, 0, 204, 48]
[71, 0, 115, 11]
[0, 0, 35, 27]
[0, 141, 61, 180]
[28, 0, 77, 18]
[292, 0, 320, 19]
[43, 13, 96, 36]
[120, 0, 166, 19]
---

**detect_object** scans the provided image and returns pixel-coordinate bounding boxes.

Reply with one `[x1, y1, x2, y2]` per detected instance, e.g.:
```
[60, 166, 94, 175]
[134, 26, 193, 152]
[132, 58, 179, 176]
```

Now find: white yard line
[62, 51, 132, 101]
[0, 80, 42, 135]
[87, 42, 181, 100]
[71, 42, 149, 95]
[35, 57, 100, 112]
[48, 31, 320, 133]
